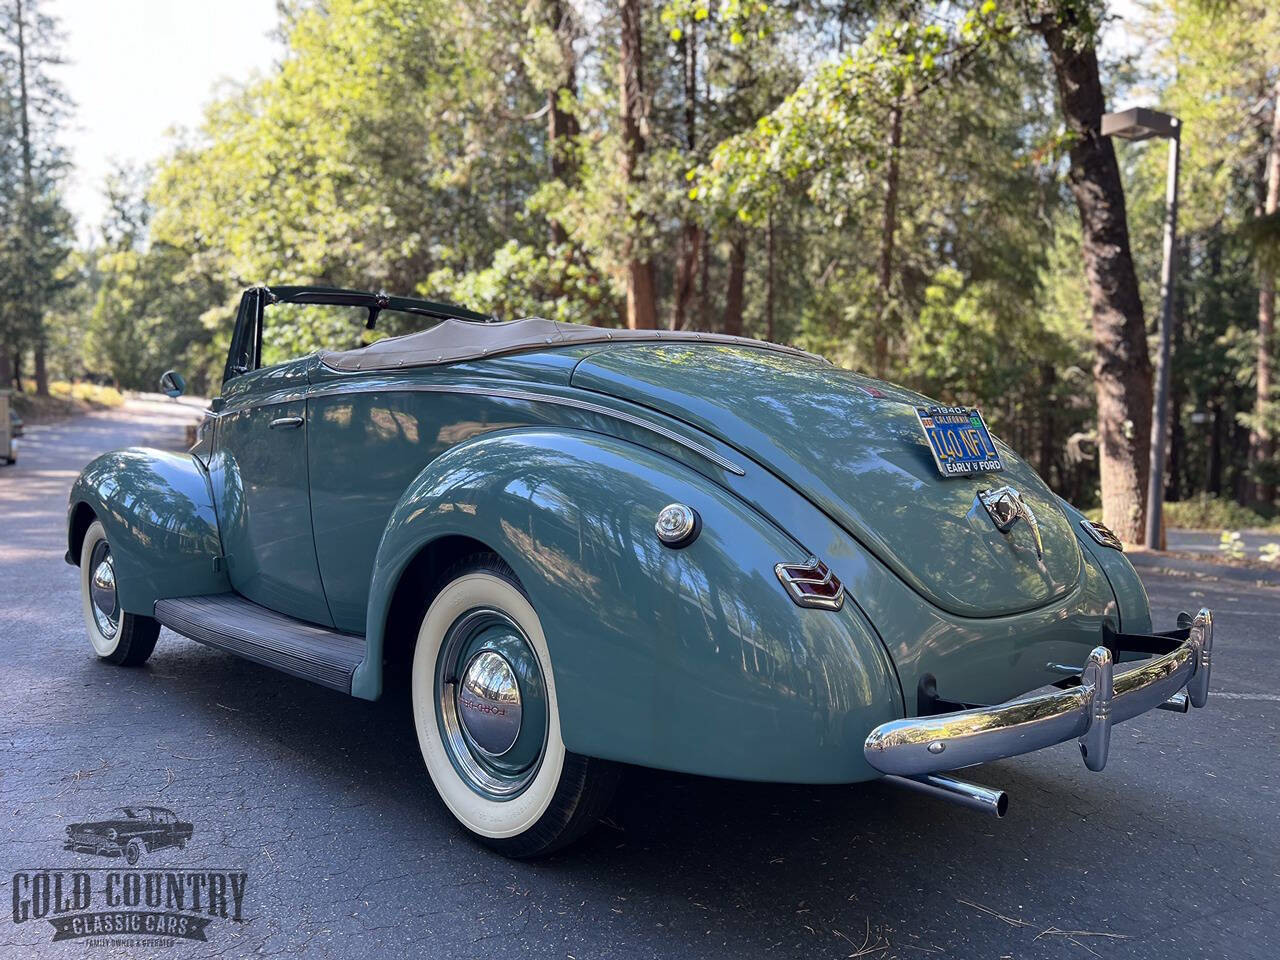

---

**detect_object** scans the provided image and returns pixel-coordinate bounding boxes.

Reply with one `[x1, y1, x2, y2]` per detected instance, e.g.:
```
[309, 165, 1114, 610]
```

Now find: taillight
[775, 558, 845, 610]
[1079, 519, 1123, 551]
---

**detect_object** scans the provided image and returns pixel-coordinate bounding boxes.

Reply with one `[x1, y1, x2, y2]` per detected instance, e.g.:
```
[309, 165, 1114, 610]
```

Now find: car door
[208, 296, 333, 626]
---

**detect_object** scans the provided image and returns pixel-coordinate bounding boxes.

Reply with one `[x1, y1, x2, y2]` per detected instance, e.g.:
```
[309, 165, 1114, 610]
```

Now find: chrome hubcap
[437, 608, 547, 800]
[89, 542, 119, 639]
[458, 651, 522, 756]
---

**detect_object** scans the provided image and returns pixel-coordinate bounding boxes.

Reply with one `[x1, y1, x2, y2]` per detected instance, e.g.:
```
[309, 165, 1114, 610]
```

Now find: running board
[154, 594, 364, 693]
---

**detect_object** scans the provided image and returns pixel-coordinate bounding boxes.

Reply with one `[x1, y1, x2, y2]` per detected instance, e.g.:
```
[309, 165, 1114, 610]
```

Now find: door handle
[269, 416, 304, 430]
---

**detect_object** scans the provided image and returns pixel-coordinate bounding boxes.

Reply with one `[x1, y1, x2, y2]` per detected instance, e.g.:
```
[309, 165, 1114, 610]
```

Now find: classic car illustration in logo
[64, 805, 194, 865]
[64, 285, 1216, 857]
[14, 808, 240, 945]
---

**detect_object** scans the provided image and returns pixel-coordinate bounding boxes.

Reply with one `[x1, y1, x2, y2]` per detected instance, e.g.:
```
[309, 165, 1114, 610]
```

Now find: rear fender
[359, 428, 903, 784]
[1059, 499, 1153, 634]
[68, 448, 228, 614]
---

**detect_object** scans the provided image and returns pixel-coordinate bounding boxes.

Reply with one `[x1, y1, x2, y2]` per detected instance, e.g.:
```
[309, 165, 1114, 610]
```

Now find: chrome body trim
[864, 608, 1213, 777]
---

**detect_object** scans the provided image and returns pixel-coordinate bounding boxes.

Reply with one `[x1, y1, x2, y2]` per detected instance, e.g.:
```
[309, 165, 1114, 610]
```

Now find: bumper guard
[864, 608, 1213, 777]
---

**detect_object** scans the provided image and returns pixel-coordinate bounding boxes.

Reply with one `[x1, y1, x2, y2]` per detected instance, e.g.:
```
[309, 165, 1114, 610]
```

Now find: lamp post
[1101, 107, 1182, 550]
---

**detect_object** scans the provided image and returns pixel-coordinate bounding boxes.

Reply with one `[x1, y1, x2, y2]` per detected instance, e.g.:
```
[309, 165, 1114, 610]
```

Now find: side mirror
[159, 370, 186, 398]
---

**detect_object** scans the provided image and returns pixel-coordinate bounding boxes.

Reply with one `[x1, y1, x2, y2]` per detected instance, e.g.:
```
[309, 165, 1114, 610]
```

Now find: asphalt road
[1, 397, 1277, 960]
[1166, 529, 1278, 556]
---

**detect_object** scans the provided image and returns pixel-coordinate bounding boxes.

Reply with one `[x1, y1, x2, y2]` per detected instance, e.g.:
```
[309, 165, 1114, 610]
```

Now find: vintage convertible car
[65, 805, 193, 864]
[67, 285, 1214, 856]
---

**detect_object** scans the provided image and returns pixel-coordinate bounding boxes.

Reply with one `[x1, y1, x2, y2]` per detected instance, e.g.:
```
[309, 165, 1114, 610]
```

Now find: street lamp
[1102, 106, 1181, 550]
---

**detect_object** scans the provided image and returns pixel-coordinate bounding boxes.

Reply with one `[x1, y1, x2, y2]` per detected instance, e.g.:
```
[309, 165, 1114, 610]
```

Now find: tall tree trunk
[1207, 401, 1223, 495]
[766, 211, 776, 342]
[34, 344, 47, 395]
[1038, 362, 1056, 482]
[1167, 379, 1184, 502]
[1036, 15, 1153, 544]
[874, 103, 902, 378]
[0, 348, 11, 390]
[1250, 75, 1280, 505]
[545, 0, 579, 247]
[673, 225, 702, 330]
[619, 0, 657, 330]
[672, 21, 700, 331]
[15, 0, 48, 396]
[721, 235, 747, 336]
[697, 225, 711, 329]
[1233, 415, 1251, 502]
[1167, 236, 1188, 503]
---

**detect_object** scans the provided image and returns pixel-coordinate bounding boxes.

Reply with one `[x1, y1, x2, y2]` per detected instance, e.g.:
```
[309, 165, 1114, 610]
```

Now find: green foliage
[1219, 530, 1245, 559]
[4, 0, 1275, 519]
[692, 10, 1011, 222]
[82, 167, 229, 392]
[0, 0, 75, 388]
[1163, 495, 1276, 532]
[1117, 0, 1280, 497]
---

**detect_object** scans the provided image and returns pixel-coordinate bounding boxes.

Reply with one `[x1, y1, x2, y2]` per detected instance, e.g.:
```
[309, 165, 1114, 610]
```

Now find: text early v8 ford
[67, 286, 1214, 856]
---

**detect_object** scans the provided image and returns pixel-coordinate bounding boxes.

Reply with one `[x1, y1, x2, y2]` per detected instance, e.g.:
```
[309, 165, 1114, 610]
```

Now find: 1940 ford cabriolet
[68, 286, 1214, 856]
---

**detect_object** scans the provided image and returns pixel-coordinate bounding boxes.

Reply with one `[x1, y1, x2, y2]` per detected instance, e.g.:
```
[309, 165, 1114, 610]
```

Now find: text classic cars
[66, 285, 1214, 856]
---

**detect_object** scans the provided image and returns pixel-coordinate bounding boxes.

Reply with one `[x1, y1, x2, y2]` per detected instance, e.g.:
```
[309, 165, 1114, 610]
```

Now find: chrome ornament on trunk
[978, 485, 1043, 559]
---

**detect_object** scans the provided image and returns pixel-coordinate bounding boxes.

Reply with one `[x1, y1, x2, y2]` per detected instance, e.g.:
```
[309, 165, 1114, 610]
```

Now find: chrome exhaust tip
[884, 772, 1009, 818]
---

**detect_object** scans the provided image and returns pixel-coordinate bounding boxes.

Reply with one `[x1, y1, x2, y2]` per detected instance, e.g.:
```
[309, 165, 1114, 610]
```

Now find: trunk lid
[571, 344, 1082, 618]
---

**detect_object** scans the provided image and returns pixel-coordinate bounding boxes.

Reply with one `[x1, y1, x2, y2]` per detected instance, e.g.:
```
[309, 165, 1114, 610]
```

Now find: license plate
[915, 405, 1002, 478]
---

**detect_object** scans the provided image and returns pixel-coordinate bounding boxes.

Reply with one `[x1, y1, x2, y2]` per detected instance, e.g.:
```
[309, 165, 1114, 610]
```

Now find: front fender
[359, 428, 903, 784]
[69, 448, 228, 614]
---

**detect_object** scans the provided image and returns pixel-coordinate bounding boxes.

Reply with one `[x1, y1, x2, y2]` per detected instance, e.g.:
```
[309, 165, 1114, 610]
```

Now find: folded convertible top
[320, 316, 827, 371]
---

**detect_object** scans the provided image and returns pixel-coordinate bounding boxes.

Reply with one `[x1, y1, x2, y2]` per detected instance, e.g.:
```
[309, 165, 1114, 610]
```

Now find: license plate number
[915, 405, 1002, 478]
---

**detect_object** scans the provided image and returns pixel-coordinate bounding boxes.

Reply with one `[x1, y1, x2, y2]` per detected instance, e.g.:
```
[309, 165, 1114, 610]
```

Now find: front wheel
[79, 520, 160, 666]
[124, 838, 144, 865]
[411, 554, 618, 857]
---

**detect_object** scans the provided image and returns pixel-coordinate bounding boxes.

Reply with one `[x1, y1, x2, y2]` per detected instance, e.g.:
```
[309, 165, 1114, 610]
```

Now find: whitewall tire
[411, 554, 618, 857]
[79, 520, 160, 666]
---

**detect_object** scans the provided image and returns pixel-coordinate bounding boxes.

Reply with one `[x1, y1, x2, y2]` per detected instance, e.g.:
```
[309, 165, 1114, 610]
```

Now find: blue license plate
[915, 405, 1002, 478]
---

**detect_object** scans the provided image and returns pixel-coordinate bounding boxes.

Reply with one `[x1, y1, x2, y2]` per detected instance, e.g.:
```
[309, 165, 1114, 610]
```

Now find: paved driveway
[1, 398, 1276, 959]
[1167, 528, 1279, 555]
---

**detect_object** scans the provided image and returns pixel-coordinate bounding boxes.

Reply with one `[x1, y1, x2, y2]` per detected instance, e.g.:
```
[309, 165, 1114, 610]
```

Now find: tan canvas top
[320, 316, 827, 371]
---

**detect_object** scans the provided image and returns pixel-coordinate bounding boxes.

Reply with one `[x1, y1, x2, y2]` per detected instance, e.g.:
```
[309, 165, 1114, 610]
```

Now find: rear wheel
[411, 554, 618, 857]
[79, 521, 160, 666]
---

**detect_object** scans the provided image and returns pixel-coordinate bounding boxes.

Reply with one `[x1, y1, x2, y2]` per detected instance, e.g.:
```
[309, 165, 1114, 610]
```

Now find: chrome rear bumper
[864, 608, 1213, 777]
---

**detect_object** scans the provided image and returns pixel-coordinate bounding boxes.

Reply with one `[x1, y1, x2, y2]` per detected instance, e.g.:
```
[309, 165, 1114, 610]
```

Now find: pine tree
[0, 0, 71, 394]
